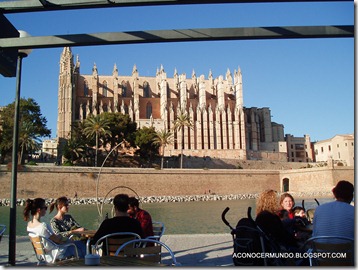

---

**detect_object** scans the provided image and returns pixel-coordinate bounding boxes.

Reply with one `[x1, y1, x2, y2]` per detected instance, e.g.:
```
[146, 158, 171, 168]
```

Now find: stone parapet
[0, 165, 353, 200]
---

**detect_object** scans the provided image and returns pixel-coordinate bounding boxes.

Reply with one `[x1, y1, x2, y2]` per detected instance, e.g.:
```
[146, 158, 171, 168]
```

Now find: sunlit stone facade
[57, 47, 286, 160]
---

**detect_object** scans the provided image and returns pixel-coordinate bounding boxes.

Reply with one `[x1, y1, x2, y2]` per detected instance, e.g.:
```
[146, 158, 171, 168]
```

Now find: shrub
[62, 160, 73, 166]
[26, 160, 38, 166]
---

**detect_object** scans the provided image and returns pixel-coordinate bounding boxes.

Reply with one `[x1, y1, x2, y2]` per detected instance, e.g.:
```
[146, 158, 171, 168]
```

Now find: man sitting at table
[91, 194, 144, 254]
[128, 197, 154, 238]
[313, 180, 354, 240]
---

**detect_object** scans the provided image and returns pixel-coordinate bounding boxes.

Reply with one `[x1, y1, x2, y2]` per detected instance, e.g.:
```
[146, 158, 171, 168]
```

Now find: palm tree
[173, 111, 193, 169]
[62, 138, 84, 165]
[153, 129, 173, 169]
[83, 114, 111, 167]
[18, 121, 41, 164]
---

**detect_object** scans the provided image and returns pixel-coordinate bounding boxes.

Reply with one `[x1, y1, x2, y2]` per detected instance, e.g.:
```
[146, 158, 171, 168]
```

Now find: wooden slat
[107, 236, 137, 256]
[123, 246, 162, 263]
[29, 236, 45, 256]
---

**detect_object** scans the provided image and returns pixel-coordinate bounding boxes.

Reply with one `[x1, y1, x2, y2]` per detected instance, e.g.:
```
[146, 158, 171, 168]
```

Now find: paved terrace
[0, 234, 233, 267]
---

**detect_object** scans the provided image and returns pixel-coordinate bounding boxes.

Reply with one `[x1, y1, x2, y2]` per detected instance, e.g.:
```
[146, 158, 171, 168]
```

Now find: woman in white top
[24, 198, 85, 263]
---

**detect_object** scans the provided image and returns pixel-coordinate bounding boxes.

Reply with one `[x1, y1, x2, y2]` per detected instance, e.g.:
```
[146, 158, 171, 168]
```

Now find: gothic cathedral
[57, 47, 284, 160]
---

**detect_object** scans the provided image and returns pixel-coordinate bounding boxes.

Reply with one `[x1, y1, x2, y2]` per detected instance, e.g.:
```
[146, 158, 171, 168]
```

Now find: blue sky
[0, 2, 353, 142]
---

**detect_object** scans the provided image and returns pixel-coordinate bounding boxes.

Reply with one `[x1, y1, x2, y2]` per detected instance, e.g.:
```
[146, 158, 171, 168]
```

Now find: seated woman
[49, 196, 85, 239]
[24, 198, 86, 263]
[255, 190, 298, 251]
[279, 193, 296, 219]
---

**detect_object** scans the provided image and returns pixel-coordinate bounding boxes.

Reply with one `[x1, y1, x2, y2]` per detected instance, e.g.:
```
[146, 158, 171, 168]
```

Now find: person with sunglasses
[24, 198, 85, 263]
[49, 196, 85, 239]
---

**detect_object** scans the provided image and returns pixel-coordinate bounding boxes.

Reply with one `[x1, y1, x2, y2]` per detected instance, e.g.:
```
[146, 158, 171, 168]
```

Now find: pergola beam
[0, 0, 351, 13]
[0, 25, 353, 50]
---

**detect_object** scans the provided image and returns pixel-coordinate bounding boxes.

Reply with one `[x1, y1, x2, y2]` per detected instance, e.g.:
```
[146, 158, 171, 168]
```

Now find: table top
[72, 230, 97, 238]
[55, 256, 166, 267]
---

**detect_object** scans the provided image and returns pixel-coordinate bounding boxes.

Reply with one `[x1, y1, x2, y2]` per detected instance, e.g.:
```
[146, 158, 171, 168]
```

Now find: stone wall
[0, 165, 353, 200]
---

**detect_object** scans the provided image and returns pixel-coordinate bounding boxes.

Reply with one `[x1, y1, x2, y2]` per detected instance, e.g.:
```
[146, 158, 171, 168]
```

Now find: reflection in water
[0, 198, 332, 236]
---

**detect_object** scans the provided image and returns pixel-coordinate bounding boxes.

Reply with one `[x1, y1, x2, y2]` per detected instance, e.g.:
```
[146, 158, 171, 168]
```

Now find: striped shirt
[313, 200, 354, 239]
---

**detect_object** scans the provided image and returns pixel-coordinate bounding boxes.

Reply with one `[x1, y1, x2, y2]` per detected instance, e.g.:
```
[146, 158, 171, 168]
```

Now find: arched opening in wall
[121, 81, 127, 97]
[143, 81, 150, 97]
[282, 178, 289, 192]
[84, 80, 88, 96]
[102, 80, 108, 97]
[146, 102, 152, 119]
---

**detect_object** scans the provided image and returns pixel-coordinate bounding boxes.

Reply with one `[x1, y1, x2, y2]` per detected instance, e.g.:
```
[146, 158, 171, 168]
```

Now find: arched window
[82, 104, 87, 119]
[143, 81, 150, 98]
[122, 81, 127, 97]
[282, 178, 289, 192]
[146, 102, 152, 119]
[84, 80, 88, 96]
[167, 85, 170, 98]
[102, 81, 108, 97]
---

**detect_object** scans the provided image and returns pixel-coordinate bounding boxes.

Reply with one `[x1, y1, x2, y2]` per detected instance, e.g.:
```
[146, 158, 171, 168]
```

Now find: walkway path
[0, 234, 234, 267]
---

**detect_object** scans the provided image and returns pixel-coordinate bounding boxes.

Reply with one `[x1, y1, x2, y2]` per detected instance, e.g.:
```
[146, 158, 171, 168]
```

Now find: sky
[0, 1, 354, 142]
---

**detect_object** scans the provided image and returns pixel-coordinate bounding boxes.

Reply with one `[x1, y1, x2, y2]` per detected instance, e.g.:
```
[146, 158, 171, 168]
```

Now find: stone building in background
[57, 47, 286, 161]
[313, 134, 354, 166]
[285, 134, 314, 162]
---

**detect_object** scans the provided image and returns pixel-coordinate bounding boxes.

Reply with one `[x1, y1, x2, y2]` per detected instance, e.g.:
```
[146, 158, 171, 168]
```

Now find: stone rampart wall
[0, 166, 353, 200]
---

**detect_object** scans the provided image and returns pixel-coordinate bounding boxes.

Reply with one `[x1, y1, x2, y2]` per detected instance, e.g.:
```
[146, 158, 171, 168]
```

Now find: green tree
[134, 126, 159, 162]
[83, 114, 111, 167]
[153, 129, 173, 169]
[173, 111, 193, 169]
[18, 121, 41, 164]
[62, 138, 84, 165]
[101, 112, 137, 166]
[0, 98, 51, 163]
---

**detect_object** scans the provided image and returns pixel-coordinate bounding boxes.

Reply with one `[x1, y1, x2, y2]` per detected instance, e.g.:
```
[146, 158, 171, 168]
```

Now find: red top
[135, 209, 154, 238]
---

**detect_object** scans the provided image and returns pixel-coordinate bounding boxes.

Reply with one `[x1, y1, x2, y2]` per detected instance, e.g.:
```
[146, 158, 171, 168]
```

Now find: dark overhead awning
[0, 0, 351, 13]
[0, 25, 353, 50]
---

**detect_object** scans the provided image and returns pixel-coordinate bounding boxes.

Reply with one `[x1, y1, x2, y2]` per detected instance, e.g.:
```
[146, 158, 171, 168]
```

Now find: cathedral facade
[57, 47, 285, 160]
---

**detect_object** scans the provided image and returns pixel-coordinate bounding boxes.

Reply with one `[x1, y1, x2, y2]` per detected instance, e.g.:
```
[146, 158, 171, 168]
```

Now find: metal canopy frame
[0, 25, 354, 50]
[0, 0, 353, 48]
[2, 0, 354, 267]
[0, 0, 351, 14]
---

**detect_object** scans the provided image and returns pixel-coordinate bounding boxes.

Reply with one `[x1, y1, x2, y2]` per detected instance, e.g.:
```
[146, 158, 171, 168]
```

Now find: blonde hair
[256, 189, 280, 215]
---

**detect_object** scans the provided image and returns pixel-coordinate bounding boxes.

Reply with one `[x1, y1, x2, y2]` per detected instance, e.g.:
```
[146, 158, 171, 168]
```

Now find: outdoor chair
[0, 225, 6, 243]
[114, 238, 180, 266]
[304, 236, 354, 266]
[147, 221, 165, 241]
[29, 235, 79, 265]
[93, 232, 141, 256]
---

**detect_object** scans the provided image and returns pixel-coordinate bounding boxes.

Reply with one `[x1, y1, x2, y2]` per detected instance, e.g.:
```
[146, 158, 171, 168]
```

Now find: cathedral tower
[57, 47, 75, 139]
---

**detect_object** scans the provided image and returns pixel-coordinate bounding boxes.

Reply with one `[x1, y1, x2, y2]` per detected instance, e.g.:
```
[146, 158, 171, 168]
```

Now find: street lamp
[8, 30, 32, 266]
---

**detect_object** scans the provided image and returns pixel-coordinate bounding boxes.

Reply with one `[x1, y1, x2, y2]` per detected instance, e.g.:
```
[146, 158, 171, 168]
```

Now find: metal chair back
[93, 232, 141, 256]
[150, 221, 165, 241]
[304, 236, 354, 266]
[0, 225, 6, 243]
[114, 238, 180, 266]
[29, 234, 79, 264]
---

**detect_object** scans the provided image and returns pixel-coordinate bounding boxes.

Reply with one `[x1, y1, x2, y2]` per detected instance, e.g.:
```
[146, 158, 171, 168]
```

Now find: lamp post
[8, 30, 32, 266]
